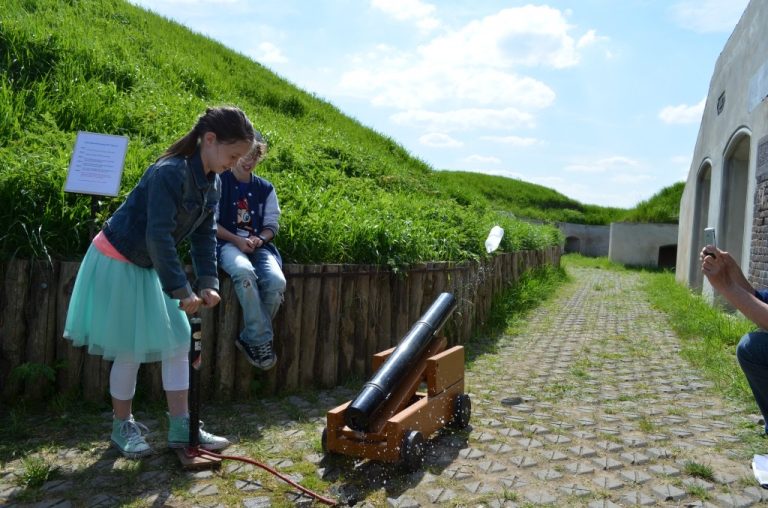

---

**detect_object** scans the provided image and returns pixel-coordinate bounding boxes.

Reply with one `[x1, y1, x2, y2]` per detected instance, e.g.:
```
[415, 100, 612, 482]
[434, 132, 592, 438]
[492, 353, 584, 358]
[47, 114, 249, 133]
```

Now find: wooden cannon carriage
[322, 293, 471, 471]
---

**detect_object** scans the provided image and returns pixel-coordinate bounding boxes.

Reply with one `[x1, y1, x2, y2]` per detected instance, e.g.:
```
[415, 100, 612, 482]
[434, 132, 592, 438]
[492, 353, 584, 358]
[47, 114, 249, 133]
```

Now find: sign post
[64, 131, 129, 238]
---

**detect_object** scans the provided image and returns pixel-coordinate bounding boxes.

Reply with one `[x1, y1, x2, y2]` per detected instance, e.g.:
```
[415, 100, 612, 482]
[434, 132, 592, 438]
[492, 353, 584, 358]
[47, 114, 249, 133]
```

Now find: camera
[704, 227, 717, 257]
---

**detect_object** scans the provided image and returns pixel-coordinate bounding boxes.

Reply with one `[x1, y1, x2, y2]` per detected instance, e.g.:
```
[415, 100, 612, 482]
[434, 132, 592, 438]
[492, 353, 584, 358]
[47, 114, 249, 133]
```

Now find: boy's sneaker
[167, 414, 231, 451]
[111, 416, 151, 459]
[235, 337, 277, 370]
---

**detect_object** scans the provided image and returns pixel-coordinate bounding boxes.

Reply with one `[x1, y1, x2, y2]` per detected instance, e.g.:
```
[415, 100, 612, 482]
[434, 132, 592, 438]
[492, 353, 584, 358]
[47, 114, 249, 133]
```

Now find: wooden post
[278, 264, 303, 392]
[337, 264, 357, 382]
[138, 363, 163, 402]
[299, 265, 322, 387]
[407, 264, 426, 328]
[364, 265, 380, 374]
[392, 271, 410, 341]
[1, 259, 30, 400]
[56, 261, 84, 395]
[215, 276, 238, 400]
[352, 266, 371, 378]
[24, 261, 60, 400]
[421, 262, 436, 316]
[316, 264, 341, 387]
[82, 356, 111, 405]
[374, 268, 393, 352]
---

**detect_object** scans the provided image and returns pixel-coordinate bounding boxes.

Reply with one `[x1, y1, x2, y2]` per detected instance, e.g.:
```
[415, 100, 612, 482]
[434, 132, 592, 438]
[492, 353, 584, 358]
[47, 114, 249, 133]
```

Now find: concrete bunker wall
[609, 223, 679, 268]
[557, 222, 609, 257]
[677, 0, 768, 295]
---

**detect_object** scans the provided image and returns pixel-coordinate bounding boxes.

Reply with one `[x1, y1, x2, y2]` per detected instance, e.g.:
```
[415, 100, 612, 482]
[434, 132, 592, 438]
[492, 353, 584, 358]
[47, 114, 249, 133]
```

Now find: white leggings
[110, 352, 189, 400]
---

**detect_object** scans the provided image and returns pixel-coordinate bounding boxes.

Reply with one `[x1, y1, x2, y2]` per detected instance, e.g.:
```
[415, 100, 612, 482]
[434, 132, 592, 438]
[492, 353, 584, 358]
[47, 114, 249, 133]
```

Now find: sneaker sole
[111, 439, 152, 459]
[235, 340, 277, 370]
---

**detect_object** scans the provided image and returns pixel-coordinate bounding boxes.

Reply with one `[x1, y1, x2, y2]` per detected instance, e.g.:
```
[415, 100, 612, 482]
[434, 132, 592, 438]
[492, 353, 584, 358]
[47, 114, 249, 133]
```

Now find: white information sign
[64, 131, 128, 197]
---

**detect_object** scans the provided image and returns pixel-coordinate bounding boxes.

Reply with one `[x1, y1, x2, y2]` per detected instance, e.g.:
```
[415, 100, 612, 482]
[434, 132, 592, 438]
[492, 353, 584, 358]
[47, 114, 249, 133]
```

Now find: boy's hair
[243, 131, 268, 165]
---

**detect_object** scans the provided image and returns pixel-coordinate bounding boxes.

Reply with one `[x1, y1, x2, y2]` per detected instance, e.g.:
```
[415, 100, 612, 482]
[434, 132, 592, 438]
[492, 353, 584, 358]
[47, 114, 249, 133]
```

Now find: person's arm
[255, 188, 280, 245]
[703, 247, 768, 329]
[716, 248, 753, 293]
[145, 165, 194, 300]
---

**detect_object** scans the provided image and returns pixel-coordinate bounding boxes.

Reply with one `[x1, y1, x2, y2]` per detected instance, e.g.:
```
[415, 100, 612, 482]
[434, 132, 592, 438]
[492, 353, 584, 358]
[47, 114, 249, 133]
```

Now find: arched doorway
[565, 236, 581, 253]
[720, 132, 751, 269]
[658, 244, 677, 270]
[689, 160, 711, 291]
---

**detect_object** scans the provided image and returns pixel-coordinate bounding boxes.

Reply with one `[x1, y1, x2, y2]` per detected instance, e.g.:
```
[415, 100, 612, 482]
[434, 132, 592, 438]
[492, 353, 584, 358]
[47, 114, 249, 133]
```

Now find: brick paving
[1, 265, 766, 506]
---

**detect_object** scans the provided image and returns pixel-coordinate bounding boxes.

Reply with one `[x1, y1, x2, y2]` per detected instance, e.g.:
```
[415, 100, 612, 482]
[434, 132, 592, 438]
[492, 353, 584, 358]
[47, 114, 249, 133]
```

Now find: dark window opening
[658, 244, 677, 269]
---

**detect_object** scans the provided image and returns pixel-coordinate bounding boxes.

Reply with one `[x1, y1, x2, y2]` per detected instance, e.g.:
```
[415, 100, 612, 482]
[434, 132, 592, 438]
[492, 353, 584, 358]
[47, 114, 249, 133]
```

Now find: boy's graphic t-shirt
[236, 182, 254, 238]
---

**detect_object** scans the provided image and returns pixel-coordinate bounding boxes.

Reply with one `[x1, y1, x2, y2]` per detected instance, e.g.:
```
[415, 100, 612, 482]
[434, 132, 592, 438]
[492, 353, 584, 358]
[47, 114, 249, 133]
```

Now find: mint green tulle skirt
[64, 243, 190, 363]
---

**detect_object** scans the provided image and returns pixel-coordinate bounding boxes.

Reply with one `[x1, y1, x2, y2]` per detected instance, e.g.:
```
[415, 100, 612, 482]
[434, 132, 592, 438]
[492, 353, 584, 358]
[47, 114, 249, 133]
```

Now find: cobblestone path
[1, 265, 766, 507]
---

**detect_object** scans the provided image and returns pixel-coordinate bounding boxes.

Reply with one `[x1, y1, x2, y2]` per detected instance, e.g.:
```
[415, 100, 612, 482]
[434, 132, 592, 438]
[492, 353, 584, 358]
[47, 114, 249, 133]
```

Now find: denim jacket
[103, 150, 221, 299]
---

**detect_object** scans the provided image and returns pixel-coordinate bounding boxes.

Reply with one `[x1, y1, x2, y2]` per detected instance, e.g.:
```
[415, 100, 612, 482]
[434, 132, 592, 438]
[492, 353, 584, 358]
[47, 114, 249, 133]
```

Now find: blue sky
[128, 0, 749, 208]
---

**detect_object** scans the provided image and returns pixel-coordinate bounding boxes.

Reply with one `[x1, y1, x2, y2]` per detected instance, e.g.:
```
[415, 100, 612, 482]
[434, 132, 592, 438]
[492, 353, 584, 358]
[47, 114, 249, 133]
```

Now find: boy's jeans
[736, 331, 768, 434]
[219, 243, 286, 347]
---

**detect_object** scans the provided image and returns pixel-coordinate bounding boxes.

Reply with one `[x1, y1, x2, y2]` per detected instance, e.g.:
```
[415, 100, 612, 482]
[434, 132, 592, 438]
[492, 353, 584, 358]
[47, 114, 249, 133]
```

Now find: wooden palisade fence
[0, 247, 561, 403]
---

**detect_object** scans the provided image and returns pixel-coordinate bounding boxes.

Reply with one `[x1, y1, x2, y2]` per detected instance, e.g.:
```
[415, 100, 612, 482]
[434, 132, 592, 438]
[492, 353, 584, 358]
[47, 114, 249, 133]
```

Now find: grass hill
[1, 1, 682, 266]
[0, 0, 562, 266]
[620, 181, 684, 224]
[433, 171, 626, 225]
[434, 172, 684, 225]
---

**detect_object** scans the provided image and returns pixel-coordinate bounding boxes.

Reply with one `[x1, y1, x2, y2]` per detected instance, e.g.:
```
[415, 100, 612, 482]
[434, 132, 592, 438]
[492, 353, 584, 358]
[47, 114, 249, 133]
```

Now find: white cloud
[370, 0, 440, 32]
[658, 98, 705, 124]
[564, 156, 641, 173]
[464, 154, 501, 164]
[391, 107, 535, 131]
[419, 133, 463, 147]
[576, 29, 608, 49]
[419, 6, 588, 69]
[254, 42, 287, 64]
[339, 58, 555, 110]
[338, 5, 597, 112]
[670, 0, 750, 33]
[481, 135, 541, 147]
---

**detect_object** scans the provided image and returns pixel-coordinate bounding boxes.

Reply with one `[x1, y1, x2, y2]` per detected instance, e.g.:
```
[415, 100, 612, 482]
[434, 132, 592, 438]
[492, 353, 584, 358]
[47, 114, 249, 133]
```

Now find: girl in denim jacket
[64, 106, 256, 459]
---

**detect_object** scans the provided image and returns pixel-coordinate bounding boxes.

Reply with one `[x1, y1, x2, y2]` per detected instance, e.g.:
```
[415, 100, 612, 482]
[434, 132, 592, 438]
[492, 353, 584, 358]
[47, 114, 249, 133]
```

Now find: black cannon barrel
[345, 292, 457, 431]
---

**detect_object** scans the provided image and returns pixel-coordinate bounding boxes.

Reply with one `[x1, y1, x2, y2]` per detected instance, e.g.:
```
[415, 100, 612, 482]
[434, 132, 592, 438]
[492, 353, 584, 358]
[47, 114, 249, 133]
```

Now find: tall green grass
[0, 0, 562, 265]
[621, 181, 684, 224]
[641, 271, 754, 404]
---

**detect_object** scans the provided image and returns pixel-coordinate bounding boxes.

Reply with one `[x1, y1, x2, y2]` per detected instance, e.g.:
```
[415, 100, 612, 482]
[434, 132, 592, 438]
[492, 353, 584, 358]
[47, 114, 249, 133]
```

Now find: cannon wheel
[448, 393, 471, 429]
[321, 427, 329, 454]
[400, 430, 425, 472]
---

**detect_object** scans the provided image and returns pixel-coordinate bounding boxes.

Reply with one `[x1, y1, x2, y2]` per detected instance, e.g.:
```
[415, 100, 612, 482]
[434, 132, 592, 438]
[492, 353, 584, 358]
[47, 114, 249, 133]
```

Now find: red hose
[191, 447, 338, 506]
